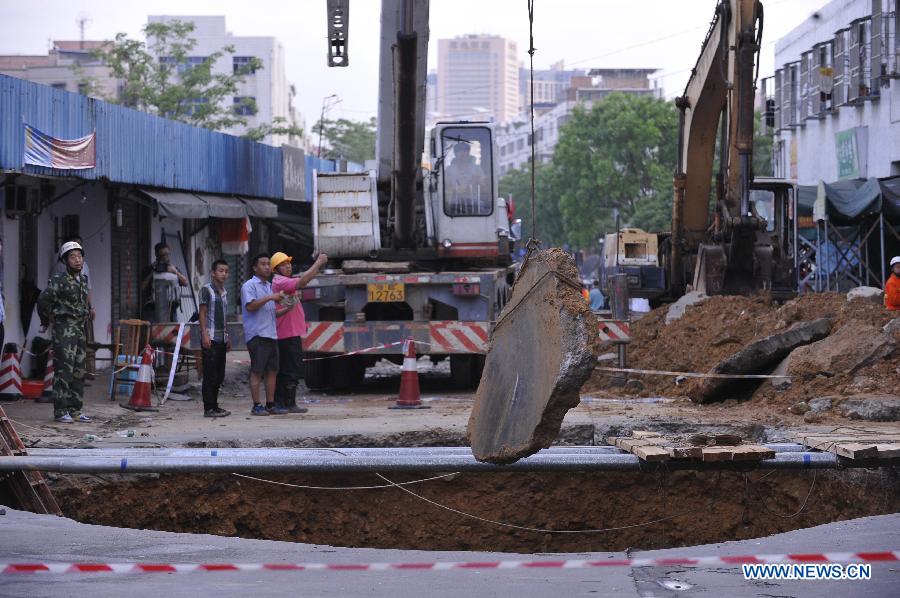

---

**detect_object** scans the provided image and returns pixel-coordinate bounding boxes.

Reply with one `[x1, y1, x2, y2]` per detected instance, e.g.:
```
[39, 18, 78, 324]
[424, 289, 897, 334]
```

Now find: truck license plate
[367, 283, 405, 302]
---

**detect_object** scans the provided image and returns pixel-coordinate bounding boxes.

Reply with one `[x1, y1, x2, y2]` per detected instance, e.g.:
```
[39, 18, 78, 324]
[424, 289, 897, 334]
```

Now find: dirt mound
[586, 292, 899, 411]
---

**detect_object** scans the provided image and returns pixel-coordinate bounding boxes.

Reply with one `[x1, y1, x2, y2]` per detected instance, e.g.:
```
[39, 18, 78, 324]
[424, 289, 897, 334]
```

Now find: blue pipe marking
[211, 450, 218, 457]
[803, 454, 810, 467]
[120, 458, 127, 472]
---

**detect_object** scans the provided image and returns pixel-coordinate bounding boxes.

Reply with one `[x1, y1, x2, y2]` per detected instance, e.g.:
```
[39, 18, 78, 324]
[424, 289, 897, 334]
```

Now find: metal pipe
[25, 444, 808, 458]
[28, 443, 805, 459]
[0, 451, 844, 474]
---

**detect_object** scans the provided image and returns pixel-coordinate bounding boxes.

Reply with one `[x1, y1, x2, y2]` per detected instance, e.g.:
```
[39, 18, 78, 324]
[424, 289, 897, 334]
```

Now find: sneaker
[205, 408, 231, 418]
[267, 405, 289, 415]
[55, 413, 74, 423]
[74, 413, 93, 423]
[250, 404, 269, 416]
[285, 404, 308, 414]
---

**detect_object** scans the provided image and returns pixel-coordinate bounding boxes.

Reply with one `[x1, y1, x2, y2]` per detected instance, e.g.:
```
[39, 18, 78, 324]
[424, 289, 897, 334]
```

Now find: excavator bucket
[467, 248, 597, 464]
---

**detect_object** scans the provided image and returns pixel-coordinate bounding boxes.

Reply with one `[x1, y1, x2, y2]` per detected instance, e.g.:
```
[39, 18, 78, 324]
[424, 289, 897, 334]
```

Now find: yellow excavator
[606, 0, 797, 300]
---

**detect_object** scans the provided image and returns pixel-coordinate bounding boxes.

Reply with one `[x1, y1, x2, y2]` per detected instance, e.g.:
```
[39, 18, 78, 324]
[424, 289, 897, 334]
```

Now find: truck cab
[428, 122, 511, 263]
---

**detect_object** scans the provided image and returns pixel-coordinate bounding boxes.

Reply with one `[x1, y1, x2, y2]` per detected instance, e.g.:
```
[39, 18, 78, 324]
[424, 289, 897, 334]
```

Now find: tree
[551, 93, 678, 247]
[86, 20, 302, 140]
[320, 117, 376, 164]
[499, 163, 566, 246]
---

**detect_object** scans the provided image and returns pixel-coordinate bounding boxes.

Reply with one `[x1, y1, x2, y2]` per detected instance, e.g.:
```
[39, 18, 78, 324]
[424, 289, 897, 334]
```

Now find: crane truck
[301, 0, 517, 390]
[601, 0, 798, 302]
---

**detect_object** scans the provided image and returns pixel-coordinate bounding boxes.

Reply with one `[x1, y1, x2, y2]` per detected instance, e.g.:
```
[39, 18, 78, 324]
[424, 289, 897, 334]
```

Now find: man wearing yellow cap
[271, 250, 329, 413]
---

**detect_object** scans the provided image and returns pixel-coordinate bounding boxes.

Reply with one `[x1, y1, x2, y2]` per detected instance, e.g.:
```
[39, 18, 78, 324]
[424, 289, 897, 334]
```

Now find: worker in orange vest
[885, 256, 900, 311]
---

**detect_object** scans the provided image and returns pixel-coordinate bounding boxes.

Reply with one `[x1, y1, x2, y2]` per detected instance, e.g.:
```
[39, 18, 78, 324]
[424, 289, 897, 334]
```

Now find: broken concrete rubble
[665, 291, 708, 325]
[837, 394, 900, 421]
[787, 320, 896, 379]
[467, 248, 597, 464]
[688, 318, 831, 404]
[846, 286, 884, 304]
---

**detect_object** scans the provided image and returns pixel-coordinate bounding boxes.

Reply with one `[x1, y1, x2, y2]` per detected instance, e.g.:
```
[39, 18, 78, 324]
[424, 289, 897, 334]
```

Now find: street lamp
[317, 94, 342, 159]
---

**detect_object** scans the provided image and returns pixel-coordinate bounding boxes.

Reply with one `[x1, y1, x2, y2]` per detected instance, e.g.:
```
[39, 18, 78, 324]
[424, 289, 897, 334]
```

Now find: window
[233, 96, 256, 116]
[178, 97, 209, 117]
[51, 82, 67, 90]
[77, 82, 88, 95]
[160, 55, 207, 75]
[233, 56, 257, 75]
[440, 126, 494, 217]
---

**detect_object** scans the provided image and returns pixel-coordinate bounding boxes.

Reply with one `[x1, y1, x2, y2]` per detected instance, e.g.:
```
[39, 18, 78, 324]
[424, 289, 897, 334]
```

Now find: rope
[527, 0, 537, 241]
[375, 473, 708, 535]
[595, 366, 790, 380]
[232, 472, 460, 491]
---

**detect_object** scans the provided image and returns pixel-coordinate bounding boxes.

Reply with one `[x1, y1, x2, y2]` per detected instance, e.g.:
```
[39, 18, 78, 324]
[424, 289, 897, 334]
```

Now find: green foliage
[499, 163, 565, 246]
[320, 117, 376, 164]
[86, 20, 302, 140]
[551, 93, 678, 246]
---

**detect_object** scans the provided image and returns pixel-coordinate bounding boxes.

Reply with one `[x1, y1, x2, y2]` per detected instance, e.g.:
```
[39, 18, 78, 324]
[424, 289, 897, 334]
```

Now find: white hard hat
[891, 256, 900, 267]
[59, 241, 84, 260]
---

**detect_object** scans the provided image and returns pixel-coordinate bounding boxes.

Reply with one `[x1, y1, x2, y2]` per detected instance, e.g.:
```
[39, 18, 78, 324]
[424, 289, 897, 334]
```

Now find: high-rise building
[436, 34, 519, 123]
[148, 15, 300, 147]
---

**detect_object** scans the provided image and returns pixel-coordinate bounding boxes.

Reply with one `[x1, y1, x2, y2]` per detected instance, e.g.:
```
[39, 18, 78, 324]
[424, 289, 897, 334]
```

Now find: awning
[239, 196, 278, 218]
[201, 194, 247, 219]
[142, 189, 251, 219]
[150, 191, 210, 219]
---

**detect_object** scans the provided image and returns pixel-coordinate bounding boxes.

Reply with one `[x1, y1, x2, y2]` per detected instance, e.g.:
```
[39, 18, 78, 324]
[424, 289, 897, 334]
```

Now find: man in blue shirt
[241, 254, 284, 416]
[589, 279, 605, 312]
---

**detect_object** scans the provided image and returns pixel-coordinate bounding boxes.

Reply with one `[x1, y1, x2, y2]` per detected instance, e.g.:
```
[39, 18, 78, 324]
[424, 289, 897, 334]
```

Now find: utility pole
[317, 94, 341, 159]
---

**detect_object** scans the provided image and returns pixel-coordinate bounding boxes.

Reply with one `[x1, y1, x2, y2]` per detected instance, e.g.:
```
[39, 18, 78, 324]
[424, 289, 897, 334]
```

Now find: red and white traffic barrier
[598, 320, 631, 343]
[3, 552, 897, 574]
[0, 345, 23, 401]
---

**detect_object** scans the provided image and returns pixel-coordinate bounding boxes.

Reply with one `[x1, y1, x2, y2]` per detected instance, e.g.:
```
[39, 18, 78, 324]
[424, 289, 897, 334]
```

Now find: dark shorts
[247, 336, 279, 374]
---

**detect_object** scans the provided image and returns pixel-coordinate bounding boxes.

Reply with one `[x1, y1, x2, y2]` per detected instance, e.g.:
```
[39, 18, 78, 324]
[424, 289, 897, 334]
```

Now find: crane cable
[527, 0, 537, 243]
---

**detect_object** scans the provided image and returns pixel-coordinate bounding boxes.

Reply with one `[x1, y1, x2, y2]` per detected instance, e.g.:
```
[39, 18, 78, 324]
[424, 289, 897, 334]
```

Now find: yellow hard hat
[270, 251, 292, 270]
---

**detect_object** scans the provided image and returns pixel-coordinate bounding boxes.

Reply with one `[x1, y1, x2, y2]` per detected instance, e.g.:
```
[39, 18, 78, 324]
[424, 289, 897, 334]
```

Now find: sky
[4, 0, 832, 132]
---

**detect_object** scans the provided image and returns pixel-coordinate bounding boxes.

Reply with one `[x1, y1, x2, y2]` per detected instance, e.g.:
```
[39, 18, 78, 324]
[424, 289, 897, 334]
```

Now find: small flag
[23, 124, 96, 169]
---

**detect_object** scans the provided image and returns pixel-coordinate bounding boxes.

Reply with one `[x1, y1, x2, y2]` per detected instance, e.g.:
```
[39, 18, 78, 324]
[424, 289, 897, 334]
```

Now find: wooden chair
[108, 319, 150, 402]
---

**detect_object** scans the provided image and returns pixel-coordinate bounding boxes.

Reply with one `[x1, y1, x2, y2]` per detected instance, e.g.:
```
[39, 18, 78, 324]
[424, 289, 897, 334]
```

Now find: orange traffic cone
[0, 343, 23, 402]
[121, 345, 158, 412]
[390, 337, 430, 410]
[37, 350, 55, 404]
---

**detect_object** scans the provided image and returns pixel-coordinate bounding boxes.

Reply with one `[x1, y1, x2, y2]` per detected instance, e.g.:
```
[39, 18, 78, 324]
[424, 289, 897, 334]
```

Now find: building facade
[496, 68, 662, 176]
[771, 0, 900, 183]
[436, 34, 519, 123]
[147, 16, 297, 147]
[0, 41, 118, 100]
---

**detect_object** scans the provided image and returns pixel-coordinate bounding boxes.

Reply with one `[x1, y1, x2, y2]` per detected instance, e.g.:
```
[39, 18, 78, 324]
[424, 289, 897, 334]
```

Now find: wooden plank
[632, 444, 671, 462]
[668, 446, 703, 459]
[832, 442, 880, 459]
[874, 443, 900, 458]
[701, 447, 735, 462]
[731, 445, 776, 461]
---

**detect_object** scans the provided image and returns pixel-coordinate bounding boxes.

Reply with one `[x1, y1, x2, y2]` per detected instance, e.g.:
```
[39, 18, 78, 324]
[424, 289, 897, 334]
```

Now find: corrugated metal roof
[0, 74, 283, 199]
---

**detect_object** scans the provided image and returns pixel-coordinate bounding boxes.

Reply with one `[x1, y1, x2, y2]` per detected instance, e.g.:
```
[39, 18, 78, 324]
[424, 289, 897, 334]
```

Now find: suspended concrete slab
[467, 248, 597, 464]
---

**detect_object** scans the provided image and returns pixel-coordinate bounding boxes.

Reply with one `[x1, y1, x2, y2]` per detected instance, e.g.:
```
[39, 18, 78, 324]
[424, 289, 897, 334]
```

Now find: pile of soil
[586, 292, 898, 410]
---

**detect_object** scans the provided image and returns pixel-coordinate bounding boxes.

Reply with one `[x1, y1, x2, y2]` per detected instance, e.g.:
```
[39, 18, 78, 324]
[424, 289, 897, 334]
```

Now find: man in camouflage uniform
[37, 241, 93, 423]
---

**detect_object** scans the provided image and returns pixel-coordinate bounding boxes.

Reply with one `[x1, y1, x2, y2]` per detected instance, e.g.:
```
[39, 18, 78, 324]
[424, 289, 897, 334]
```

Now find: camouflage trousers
[52, 319, 87, 418]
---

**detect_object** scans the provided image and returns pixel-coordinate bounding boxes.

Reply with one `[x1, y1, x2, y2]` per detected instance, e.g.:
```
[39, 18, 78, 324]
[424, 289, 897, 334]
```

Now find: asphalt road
[0, 507, 896, 598]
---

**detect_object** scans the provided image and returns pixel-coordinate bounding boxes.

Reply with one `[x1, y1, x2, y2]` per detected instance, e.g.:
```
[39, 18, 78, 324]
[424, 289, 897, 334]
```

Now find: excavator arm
[670, 0, 767, 295]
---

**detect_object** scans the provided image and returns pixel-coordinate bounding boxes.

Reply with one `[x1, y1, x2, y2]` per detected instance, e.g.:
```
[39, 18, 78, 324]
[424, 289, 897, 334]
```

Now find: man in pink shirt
[270, 251, 328, 413]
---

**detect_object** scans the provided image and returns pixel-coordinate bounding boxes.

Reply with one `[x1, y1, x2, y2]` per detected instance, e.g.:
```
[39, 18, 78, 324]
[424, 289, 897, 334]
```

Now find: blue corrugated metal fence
[0, 74, 283, 199]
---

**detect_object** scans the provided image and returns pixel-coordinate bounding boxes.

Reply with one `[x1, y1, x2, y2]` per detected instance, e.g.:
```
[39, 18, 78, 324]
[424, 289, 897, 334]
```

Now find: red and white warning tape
[3, 552, 897, 574]
[303, 341, 406, 362]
